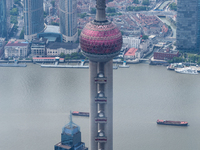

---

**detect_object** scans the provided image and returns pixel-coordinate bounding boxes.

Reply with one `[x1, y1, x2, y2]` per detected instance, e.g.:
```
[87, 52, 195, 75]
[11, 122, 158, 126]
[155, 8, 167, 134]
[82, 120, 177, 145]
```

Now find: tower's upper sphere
[80, 21, 122, 61]
[80, 0, 122, 62]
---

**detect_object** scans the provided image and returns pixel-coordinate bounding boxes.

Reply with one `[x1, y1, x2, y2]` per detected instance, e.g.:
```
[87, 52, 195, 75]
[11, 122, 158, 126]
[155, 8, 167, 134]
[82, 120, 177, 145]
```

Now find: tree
[169, 2, 177, 11]
[65, 54, 71, 60]
[80, 13, 87, 18]
[126, 6, 134, 11]
[14, 0, 22, 7]
[142, 35, 148, 40]
[19, 29, 24, 39]
[134, 6, 149, 11]
[133, 0, 139, 4]
[10, 16, 18, 24]
[44, 11, 48, 18]
[10, 8, 18, 16]
[142, 0, 150, 5]
[59, 53, 66, 58]
[51, 0, 55, 7]
[106, 7, 116, 13]
[91, 8, 96, 14]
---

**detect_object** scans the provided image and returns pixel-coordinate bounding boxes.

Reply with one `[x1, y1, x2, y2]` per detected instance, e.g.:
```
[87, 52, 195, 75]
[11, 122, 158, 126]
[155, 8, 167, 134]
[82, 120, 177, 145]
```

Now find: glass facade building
[0, 0, 7, 38]
[54, 113, 88, 150]
[176, 0, 200, 52]
[23, 0, 44, 41]
[59, 0, 78, 42]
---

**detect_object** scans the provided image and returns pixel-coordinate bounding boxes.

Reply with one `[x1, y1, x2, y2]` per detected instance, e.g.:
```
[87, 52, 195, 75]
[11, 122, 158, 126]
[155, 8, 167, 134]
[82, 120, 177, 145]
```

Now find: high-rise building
[59, 0, 78, 43]
[0, 0, 7, 38]
[176, 0, 200, 52]
[80, 0, 122, 150]
[54, 112, 88, 150]
[23, 0, 45, 41]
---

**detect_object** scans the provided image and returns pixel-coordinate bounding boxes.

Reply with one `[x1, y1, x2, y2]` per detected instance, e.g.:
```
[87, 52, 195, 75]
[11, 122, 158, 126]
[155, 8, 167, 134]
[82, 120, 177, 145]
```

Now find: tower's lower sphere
[80, 21, 122, 62]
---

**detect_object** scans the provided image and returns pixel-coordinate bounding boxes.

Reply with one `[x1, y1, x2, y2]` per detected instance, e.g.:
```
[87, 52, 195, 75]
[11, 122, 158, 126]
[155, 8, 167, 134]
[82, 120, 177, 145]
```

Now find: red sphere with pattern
[80, 22, 122, 55]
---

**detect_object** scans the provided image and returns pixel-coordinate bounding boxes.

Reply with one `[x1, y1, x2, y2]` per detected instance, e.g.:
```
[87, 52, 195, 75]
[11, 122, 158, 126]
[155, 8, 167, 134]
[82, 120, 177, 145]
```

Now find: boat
[119, 61, 129, 68]
[72, 111, 89, 117]
[157, 119, 188, 126]
[175, 67, 198, 75]
[167, 63, 184, 70]
[113, 64, 118, 69]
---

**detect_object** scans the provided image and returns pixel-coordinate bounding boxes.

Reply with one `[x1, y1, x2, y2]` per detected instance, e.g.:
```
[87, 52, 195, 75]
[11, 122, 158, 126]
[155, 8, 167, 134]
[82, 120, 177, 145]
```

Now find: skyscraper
[23, 0, 44, 41]
[0, 0, 7, 38]
[59, 0, 78, 43]
[54, 112, 88, 150]
[176, 0, 200, 52]
[80, 0, 122, 149]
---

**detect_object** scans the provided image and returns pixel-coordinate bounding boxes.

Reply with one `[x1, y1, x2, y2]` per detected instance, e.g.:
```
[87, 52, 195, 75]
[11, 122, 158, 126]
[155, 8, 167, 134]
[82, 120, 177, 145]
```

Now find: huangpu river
[0, 63, 200, 150]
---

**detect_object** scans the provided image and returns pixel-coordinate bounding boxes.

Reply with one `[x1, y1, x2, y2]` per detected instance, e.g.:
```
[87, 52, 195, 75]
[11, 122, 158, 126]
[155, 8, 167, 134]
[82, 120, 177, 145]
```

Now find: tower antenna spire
[70, 110, 73, 129]
[96, 0, 106, 22]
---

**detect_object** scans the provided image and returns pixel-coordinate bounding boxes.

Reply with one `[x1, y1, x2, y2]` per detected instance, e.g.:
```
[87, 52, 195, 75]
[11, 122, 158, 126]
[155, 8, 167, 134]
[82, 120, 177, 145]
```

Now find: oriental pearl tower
[80, 0, 122, 150]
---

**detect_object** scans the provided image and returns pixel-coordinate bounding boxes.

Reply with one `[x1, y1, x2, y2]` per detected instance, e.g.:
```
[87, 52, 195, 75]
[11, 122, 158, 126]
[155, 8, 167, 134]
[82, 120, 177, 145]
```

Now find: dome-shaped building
[79, 0, 122, 150]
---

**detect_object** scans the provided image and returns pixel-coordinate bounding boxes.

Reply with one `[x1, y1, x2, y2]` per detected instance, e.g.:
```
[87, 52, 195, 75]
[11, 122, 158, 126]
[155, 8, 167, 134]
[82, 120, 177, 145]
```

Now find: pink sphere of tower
[80, 1, 122, 62]
[80, 22, 122, 61]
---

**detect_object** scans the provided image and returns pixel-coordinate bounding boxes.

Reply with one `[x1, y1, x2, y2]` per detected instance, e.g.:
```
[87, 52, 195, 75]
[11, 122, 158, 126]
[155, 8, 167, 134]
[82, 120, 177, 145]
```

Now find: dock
[41, 60, 89, 68]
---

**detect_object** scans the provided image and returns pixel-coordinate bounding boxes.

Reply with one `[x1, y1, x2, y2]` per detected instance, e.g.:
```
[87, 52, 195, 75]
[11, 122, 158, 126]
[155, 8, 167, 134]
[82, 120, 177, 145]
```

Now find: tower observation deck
[80, 0, 122, 149]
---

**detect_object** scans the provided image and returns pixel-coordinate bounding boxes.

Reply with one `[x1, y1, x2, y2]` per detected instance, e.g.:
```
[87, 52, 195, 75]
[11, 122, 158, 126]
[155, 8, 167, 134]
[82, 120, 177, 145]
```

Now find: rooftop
[44, 25, 60, 33]
[5, 41, 28, 47]
[125, 47, 138, 56]
[46, 42, 79, 49]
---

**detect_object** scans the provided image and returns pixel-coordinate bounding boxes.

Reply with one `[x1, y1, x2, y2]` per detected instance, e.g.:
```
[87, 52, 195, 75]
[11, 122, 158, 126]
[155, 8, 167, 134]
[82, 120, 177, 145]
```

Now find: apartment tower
[23, 0, 44, 41]
[176, 0, 200, 52]
[59, 0, 78, 43]
[0, 0, 7, 38]
[80, 0, 122, 149]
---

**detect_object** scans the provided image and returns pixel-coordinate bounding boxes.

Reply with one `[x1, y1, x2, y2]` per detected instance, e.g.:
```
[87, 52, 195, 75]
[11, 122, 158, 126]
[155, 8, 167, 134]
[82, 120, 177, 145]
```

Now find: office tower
[23, 0, 44, 41]
[59, 0, 78, 43]
[79, 0, 122, 149]
[0, 0, 7, 38]
[176, 0, 200, 52]
[54, 112, 88, 150]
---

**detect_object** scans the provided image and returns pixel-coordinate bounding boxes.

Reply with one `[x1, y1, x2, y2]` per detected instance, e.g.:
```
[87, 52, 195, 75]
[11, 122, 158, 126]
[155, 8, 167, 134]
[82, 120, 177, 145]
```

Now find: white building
[123, 36, 141, 48]
[135, 49, 144, 59]
[31, 38, 47, 57]
[139, 40, 149, 52]
[4, 41, 29, 58]
[46, 42, 79, 56]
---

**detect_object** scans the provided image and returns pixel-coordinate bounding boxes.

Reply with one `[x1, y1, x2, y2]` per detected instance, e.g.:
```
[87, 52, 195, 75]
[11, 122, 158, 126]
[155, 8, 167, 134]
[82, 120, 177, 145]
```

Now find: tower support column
[89, 61, 98, 150]
[104, 60, 113, 150]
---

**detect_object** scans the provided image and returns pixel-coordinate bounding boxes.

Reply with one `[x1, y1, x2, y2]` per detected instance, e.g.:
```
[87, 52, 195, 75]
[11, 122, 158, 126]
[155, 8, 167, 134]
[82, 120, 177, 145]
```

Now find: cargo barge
[157, 119, 188, 126]
[72, 111, 89, 117]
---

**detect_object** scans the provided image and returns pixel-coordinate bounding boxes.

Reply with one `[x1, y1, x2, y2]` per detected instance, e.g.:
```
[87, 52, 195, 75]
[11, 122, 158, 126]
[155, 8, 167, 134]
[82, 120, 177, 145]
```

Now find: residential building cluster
[133, 14, 169, 37]
[1, 0, 197, 63]
[3, 38, 80, 59]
